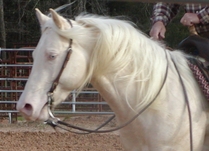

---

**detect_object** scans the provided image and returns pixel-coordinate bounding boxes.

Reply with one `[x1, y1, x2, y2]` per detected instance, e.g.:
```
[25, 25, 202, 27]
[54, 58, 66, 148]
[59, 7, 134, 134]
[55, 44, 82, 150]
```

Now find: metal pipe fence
[0, 90, 114, 124]
[0, 48, 113, 123]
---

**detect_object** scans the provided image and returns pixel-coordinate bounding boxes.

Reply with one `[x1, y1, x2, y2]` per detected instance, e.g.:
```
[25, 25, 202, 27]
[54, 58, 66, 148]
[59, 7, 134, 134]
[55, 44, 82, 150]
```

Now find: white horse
[16, 8, 209, 151]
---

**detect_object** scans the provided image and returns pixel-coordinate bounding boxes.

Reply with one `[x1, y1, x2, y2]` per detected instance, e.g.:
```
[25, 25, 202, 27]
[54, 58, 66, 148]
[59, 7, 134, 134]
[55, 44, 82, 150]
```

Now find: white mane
[52, 14, 195, 111]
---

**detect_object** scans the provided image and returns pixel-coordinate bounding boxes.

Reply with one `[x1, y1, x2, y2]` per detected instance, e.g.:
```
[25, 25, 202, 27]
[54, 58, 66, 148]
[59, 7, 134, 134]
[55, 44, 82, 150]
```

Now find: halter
[45, 36, 169, 134]
[44, 19, 193, 151]
[46, 19, 73, 118]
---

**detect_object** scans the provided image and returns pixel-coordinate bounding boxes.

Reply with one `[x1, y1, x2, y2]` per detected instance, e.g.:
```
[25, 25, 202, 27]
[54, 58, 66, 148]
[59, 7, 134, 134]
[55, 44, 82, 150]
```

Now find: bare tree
[72, 0, 108, 16]
[77, 0, 87, 14]
[90, 0, 109, 15]
[0, 0, 6, 47]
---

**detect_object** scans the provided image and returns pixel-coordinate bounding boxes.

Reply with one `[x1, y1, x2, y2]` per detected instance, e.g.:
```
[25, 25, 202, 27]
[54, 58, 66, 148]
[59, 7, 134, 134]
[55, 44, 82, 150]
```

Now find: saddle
[178, 34, 209, 62]
[178, 35, 209, 101]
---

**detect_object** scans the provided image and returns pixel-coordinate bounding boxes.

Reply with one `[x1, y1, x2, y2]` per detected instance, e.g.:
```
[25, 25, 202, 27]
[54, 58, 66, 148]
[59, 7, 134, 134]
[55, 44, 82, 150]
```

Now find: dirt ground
[0, 115, 124, 151]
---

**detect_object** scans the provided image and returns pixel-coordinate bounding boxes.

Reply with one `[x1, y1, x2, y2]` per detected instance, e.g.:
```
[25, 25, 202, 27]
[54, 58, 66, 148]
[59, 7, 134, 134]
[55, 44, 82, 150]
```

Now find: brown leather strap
[49, 19, 73, 93]
[49, 46, 72, 93]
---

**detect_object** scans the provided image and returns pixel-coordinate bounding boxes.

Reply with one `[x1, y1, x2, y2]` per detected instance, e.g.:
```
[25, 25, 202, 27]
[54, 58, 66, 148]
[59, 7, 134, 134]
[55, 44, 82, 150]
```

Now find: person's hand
[149, 21, 166, 40]
[180, 13, 200, 26]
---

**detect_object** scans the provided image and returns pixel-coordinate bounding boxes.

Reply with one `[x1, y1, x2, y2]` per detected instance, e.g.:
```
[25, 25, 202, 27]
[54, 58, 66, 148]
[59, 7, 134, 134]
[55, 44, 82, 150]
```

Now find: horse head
[16, 9, 96, 121]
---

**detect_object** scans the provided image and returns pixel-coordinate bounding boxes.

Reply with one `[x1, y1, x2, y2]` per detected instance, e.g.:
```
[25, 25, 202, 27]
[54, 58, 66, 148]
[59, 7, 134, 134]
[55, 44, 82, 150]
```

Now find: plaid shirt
[151, 2, 209, 34]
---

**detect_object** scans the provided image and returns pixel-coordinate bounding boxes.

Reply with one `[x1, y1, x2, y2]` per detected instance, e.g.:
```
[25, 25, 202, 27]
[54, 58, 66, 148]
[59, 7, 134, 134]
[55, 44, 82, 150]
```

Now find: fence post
[8, 113, 12, 124]
[0, 47, 1, 61]
[72, 90, 76, 113]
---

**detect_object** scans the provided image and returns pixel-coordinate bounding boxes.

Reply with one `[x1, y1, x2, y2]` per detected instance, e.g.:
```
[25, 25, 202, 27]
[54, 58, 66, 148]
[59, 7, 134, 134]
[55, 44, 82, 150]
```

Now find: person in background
[149, 3, 209, 40]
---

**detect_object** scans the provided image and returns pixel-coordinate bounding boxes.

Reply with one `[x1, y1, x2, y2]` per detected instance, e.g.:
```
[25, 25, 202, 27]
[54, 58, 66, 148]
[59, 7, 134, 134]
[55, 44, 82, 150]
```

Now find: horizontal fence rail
[0, 64, 32, 67]
[0, 48, 113, 123]
[0, 91, 114, 123]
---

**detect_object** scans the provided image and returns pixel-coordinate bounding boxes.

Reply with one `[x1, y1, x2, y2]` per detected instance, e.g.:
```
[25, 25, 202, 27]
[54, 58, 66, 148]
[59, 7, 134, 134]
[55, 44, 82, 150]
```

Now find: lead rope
[45, 113, 116, 134]
[171, 57, 193, 151]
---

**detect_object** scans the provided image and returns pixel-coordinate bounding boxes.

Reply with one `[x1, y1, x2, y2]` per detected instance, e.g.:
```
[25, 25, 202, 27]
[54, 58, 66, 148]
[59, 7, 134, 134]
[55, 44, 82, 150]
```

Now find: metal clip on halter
[44, 107, 60, 127]
[47, 92, 54, 110]
[44, 92, 60, 128]
[0, 47, 2, 62]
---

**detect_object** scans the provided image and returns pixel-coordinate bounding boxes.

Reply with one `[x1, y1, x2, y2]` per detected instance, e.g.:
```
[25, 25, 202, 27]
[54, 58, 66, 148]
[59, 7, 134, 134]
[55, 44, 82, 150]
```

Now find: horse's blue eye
[50, 55, 56, 60]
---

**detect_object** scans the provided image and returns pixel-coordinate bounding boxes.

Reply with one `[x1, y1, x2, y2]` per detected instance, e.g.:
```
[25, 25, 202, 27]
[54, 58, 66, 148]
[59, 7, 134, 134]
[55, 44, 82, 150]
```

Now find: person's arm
[150, 3, 180, 40]
[151, 2, 180, 26]
[197, 7, 209, 24]
[180, 7, 209, 28]
[180, 13, 200, 26]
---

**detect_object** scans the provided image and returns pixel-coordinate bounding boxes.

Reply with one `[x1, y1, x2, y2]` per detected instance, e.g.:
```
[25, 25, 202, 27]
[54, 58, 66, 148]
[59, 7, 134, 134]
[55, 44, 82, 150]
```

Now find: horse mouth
[37, 104, 50, 121]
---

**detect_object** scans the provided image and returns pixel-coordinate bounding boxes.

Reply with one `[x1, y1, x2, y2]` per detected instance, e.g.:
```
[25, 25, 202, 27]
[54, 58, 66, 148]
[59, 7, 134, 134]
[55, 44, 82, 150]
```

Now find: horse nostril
[25, 103, 32, 111]
[19, 103, 33, 117]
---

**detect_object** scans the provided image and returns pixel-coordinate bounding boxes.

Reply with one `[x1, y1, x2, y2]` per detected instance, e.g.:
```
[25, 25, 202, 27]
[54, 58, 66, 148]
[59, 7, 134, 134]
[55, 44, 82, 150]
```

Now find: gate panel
[0, 48, 112, 123]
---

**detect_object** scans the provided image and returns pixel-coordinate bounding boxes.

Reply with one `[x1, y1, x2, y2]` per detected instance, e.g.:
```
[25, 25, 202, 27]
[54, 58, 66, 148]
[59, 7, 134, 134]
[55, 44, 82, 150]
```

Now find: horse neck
[91, 75, 139, 119]
[90, 51, 179, 119]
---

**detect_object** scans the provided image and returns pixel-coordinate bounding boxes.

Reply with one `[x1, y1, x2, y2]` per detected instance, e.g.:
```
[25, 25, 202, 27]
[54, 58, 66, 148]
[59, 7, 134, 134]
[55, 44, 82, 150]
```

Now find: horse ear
[49, 8, 63, 29]
[35, 8, 49, 25]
